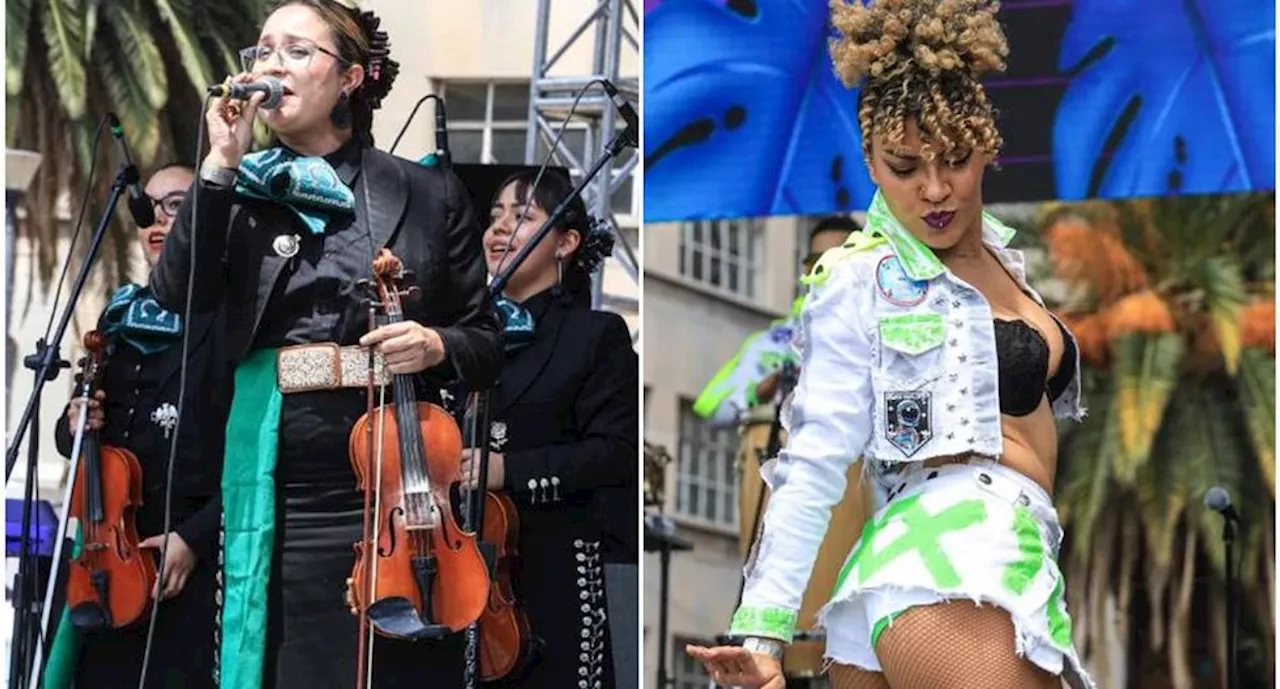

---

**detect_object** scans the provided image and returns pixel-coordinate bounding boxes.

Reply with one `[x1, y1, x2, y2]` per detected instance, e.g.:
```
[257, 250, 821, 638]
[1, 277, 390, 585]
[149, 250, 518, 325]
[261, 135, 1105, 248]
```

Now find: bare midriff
[920, 396, 1058, 497]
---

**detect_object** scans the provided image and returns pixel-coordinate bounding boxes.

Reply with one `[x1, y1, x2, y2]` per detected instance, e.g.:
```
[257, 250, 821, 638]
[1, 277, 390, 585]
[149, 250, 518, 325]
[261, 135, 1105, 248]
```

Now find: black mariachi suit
[54, 302, 230, 689]
[486, 288, 639, 689]
[149, 138, 502, 689]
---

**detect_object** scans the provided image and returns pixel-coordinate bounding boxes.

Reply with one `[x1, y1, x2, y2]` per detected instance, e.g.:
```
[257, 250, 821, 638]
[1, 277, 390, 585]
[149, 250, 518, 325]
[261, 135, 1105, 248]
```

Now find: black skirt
[261, 390, 466, 689]
[73, 558, 217, 689]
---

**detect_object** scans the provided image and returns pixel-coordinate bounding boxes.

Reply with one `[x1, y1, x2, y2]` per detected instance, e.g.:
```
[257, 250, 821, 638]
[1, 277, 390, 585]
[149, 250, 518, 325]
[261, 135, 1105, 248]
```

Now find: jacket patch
[878, 314, 945, 356]
[884, 391, 932, 457]
[875, 256, 929, 306]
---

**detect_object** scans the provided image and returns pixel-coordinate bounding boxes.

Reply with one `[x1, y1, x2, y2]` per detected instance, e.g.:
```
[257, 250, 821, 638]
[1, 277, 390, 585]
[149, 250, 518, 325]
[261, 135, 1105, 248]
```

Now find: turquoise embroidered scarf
[494, 296, 536, 353]
[101, 284, 182, 354]
[235, 148, 355, 234]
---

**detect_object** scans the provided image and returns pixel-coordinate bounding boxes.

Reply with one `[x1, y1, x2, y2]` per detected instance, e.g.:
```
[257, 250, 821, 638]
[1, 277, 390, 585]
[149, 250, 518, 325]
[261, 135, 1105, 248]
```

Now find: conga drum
[736, 409, 872, 682]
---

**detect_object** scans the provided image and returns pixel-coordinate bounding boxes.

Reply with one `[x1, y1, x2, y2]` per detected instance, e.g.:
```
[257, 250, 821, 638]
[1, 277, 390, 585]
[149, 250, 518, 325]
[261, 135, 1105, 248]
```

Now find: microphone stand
[1222, 514, 1240, 689]
[461, 389, 493, 689]
[6, 162, 137, 689]
[459, 120, 635, 685]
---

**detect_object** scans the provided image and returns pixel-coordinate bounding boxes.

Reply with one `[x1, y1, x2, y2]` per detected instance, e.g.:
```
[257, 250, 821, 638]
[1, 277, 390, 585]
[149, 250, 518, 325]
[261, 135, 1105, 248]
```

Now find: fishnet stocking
[862, 601, 1062, 689]
[828, 664, 891, 689]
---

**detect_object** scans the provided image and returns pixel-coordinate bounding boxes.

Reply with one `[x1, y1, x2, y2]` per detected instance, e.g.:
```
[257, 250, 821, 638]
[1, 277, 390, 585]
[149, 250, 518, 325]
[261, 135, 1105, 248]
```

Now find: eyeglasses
[145, 192, 186, 219]
[239, 39, 347, 73]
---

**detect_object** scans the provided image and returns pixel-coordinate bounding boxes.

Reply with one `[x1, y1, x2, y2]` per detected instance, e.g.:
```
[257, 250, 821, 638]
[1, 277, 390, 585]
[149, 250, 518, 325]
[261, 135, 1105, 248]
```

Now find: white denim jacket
[727, 191, 1086, 643]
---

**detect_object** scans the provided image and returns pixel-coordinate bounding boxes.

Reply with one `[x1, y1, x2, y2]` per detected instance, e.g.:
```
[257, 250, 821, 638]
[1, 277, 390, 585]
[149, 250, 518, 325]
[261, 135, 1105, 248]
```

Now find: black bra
[994, 317, 1076, 417]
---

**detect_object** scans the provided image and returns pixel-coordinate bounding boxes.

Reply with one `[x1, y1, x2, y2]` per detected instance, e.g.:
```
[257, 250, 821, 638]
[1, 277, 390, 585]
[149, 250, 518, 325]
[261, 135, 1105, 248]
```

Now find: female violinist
[460, 170, 640, 688]
[148, 2, 502, 688]
[47, 163, 227, 689]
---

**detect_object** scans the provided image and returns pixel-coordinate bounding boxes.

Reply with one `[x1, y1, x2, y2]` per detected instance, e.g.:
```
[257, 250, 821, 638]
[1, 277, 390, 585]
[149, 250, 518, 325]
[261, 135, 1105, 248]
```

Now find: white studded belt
[275, 343, 391, 394]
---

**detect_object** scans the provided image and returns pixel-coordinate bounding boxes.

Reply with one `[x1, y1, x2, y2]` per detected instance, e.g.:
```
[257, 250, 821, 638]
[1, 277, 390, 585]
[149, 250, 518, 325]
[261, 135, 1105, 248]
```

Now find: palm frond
[42, 0, 90, 119]
[1111, 332, 1183, 484]
[6, 0, 35, 100]
[1238, 348, 1276, 497]
[1055, 374, 1117, 554]
[152, 0, 214, 104]
[1197, 257, 1248, 374]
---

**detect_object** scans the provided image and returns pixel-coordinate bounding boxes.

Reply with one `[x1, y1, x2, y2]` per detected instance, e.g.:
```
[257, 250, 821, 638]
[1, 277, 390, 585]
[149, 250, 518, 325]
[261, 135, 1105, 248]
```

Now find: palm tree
[6, 0, 270, 290]
[1038, 193, 1275, 689]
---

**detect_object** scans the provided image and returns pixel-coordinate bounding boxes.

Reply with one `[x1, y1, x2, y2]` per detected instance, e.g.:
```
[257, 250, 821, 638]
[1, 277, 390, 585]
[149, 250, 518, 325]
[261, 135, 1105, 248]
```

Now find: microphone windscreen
[1204, 486, 1231, 512]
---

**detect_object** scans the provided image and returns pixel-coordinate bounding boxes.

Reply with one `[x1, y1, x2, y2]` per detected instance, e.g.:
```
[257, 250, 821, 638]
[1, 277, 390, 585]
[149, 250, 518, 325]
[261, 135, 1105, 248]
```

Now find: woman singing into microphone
[459, 170, 639, 688]
[150, 1, 502, 688]
[689, 1, 1093, 688]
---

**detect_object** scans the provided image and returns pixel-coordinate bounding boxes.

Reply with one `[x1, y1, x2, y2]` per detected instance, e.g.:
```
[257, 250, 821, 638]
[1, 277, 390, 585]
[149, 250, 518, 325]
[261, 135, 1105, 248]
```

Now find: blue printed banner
[643, 0, 1276, 222]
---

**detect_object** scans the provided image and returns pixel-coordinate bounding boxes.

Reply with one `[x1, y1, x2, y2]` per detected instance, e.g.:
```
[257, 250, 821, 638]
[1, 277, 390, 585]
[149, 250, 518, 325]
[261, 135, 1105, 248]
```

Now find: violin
[65, 330, 158, 630]
[346, 249, 489, 682]
[458, 395, 536, 681]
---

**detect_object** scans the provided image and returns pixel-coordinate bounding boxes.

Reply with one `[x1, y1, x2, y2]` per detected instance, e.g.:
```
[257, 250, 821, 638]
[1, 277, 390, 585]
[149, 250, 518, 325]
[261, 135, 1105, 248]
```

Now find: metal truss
[525, 0, 640, 332]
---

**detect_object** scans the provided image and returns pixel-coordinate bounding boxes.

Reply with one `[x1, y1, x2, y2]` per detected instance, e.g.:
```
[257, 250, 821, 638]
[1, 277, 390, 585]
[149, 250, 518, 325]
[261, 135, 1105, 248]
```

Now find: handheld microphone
[1204, 486, 1240, 523]
[206, 76, 285, 110]
[600, 79, 638, 147]
[107, 113, 155, 228]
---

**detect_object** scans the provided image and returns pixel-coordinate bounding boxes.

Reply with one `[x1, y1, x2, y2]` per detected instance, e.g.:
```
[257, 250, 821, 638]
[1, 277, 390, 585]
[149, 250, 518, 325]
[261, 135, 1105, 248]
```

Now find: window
[794, 222, 812, 300]
[673, 636, 717, 688]
[439, 81, 635, 216]
[678, 219, 762, 298]
[675, 400, 738, 528]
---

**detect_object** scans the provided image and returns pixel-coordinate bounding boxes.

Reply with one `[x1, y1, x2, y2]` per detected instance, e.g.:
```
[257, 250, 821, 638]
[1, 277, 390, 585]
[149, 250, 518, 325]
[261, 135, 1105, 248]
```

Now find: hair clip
[574, 217, 616, 275]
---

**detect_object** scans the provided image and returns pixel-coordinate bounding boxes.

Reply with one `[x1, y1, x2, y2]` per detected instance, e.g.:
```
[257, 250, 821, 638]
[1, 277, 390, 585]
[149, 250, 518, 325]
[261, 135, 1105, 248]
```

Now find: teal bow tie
[101, 284, 182, 355]
[235, 148, 356, 234]
[494, 296, 536, 353]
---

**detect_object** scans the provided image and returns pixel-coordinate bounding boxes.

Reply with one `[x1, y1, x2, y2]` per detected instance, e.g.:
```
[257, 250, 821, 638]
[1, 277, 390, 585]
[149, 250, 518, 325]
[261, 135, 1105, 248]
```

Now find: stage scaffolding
[525, 0, 640, 333]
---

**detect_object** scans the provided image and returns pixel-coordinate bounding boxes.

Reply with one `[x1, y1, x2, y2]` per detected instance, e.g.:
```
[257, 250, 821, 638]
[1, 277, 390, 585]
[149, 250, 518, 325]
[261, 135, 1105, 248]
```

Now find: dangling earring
[551, 253, 565, 299]
[330, 91, 352, 128]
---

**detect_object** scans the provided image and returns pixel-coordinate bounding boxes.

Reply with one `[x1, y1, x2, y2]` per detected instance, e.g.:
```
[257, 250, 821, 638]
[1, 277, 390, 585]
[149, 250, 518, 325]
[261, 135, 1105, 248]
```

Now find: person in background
[462, 169, 639, 687]
[691, 216, 863, 427]
[47, 162, 226, 689]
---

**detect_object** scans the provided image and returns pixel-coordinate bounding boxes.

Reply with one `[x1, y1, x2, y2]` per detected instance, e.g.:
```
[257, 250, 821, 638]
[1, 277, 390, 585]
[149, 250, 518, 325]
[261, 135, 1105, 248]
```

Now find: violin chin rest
[69, 602, 109, 631]
[368, 598, 449, 640]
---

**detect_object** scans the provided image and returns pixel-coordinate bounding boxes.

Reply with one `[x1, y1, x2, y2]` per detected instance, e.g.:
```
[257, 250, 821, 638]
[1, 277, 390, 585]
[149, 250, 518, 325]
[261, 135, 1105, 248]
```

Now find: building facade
[642, 215, 830, 688]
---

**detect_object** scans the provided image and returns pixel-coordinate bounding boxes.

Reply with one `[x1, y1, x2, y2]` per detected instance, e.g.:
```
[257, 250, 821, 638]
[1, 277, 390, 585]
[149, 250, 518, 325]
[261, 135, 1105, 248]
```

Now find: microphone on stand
[206, 76, 286, 110]
[106, 114, 154, 227]
[600, 79, 638, 147]
[1205, 487, 1240, 523]
[1204, 486, 1241, 689]
[433, 97, 451, 170]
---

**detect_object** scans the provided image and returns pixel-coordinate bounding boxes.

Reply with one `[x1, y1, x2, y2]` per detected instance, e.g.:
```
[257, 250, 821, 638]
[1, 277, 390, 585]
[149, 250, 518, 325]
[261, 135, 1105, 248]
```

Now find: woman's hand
[686, 645, 785, 689]
[359, 321, 447, 374]
[459, 450, 505, 490]
[66, 390, 106, 435]
[139, 532, 198, 601]
[204, 72, 267, 170]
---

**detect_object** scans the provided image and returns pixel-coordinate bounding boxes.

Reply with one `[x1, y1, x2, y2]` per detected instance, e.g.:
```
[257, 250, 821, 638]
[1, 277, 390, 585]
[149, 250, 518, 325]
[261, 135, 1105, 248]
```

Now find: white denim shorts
[818, 458, 1095, 689]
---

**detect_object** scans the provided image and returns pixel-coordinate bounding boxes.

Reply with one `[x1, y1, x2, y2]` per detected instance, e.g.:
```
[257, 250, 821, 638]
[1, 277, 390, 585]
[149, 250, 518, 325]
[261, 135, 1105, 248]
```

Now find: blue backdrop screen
[643, 0, 1276, 222]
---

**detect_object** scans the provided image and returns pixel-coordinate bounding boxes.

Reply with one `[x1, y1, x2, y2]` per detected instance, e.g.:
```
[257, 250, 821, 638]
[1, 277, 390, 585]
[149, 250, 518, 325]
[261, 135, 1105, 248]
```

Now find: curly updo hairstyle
[828, 0, 1008, 164]
[273, 0, 401, 147]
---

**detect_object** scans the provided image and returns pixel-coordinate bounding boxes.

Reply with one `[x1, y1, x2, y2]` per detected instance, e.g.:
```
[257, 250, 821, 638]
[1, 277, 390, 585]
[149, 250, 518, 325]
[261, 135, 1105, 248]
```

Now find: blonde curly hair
[828, 0, 1009, 164]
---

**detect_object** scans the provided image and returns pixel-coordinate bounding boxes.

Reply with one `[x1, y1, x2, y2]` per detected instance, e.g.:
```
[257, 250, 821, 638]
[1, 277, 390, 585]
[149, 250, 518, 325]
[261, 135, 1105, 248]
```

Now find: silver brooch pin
[272, 233, 301, 258]
[490, 421, 508, 450]
[151, 402, 179, 439]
